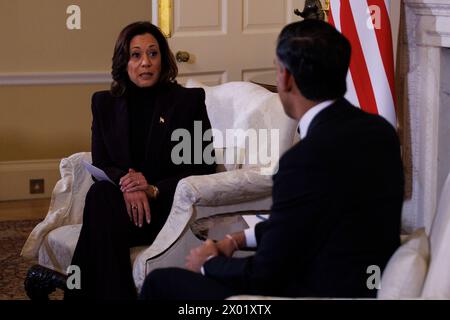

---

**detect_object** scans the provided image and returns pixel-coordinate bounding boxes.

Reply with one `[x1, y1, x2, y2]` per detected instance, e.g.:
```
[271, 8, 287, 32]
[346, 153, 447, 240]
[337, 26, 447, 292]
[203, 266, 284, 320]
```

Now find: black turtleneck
[126, 83, 157, 171]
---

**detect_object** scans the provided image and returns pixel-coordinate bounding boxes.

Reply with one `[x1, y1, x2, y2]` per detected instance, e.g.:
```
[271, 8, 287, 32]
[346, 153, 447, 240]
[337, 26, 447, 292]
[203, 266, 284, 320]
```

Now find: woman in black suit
[65, 21, 215, 300]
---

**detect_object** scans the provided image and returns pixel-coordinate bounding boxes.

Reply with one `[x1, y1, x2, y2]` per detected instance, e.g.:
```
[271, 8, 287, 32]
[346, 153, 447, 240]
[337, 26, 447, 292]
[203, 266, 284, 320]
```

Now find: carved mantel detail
[401, 0, 450, 232]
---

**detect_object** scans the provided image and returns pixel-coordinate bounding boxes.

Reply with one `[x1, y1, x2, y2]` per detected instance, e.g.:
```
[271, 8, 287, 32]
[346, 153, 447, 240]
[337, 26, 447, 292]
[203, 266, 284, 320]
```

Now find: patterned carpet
[0, 219, 44, 300]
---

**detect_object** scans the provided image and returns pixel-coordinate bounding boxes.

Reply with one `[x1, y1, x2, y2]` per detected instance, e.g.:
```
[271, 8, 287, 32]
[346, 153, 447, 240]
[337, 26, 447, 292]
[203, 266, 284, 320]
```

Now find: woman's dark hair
[111, 21, 178, 96]
[276, 19, 351, 101]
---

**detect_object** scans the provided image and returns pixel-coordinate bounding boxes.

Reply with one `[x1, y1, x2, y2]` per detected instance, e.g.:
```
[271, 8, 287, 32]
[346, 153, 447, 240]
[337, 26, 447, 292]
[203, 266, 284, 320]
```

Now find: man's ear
[278, 65, 293, 92]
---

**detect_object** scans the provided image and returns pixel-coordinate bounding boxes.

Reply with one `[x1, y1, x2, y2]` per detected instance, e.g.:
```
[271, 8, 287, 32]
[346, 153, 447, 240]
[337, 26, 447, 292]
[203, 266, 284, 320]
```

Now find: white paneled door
[154, 0, 305, 85]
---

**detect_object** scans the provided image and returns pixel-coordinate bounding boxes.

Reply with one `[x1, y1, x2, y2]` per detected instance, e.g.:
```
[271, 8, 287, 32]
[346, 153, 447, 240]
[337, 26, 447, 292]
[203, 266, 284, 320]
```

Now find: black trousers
[64, 181, 170, 300]
[139, 268, 238, 300]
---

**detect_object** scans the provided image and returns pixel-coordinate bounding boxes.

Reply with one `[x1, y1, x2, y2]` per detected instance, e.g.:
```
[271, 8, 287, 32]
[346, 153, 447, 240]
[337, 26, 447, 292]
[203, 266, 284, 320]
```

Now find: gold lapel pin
[159, 116, 165, 124]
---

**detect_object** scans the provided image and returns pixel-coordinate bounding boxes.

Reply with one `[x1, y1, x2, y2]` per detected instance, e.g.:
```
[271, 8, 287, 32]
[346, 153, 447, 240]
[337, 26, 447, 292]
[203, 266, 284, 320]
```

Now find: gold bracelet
[149, 185, 159, 199]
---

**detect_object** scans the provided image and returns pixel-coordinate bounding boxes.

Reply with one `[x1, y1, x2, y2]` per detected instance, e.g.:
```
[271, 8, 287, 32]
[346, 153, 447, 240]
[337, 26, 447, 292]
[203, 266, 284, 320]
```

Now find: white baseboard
[0, 159, 60, 201]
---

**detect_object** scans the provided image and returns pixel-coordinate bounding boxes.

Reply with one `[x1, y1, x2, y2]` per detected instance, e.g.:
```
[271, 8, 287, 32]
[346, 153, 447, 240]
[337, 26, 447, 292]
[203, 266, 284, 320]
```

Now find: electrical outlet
[30, 179, 45, 194]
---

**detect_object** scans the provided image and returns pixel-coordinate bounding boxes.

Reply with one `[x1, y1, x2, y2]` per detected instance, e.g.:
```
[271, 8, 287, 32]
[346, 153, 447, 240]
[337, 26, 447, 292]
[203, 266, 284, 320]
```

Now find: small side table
[250, 72, 277, 93]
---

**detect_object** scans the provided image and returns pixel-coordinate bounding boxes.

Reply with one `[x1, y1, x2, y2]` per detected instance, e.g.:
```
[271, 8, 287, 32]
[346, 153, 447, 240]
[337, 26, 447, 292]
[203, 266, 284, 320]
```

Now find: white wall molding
[0, 159, 60, 201]
[402, 0, 450, 232]
[406, 0, 450, 16]
[0, 72, 111, 86]
[406, 0, 450, 47]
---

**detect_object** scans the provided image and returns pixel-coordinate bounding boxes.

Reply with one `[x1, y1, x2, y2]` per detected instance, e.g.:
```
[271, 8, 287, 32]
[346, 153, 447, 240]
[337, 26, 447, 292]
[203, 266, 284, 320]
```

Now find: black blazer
[204, 98, 404, 298]
[90, 82, 216, 209]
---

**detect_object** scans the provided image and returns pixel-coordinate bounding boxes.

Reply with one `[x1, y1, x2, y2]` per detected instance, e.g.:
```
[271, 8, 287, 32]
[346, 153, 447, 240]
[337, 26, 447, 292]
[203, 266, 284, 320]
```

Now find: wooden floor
[0, 198, 51, 221]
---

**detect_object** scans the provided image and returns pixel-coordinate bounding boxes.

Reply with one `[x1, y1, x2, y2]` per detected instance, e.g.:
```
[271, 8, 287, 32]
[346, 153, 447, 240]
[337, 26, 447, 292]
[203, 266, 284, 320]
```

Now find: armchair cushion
[377, 228, 429, 299]
[185, 79, 298, 172]
[421, 173, 450, 298]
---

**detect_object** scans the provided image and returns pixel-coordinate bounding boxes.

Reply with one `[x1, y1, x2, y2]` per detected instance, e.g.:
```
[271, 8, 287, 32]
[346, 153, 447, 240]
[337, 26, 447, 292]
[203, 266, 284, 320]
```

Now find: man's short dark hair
[276, 19, 351, 101]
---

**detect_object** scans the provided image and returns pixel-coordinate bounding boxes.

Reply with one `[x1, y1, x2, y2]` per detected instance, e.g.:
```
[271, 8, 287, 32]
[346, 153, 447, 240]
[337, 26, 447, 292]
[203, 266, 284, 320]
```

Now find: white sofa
[21, 80, 298, 296]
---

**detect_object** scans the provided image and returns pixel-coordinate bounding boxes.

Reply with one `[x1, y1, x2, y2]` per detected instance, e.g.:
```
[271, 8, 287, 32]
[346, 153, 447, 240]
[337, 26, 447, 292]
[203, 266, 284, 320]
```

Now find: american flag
[328, 0, 397, 128]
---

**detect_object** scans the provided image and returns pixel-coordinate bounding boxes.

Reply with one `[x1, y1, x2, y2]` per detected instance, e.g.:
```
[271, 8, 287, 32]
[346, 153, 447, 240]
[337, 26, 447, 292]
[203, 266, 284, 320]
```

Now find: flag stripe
[329, 0, 397, 127]
[369, 0, 397, 107]
[350, 0, 396, 126]
[329, 1, 360, 108]
[340, 0, 379, 115]
[328, 2, 336, 27]
[345, 65, 361, 108]
[384, 0, 391, 17]
[329, 0, 342, 41]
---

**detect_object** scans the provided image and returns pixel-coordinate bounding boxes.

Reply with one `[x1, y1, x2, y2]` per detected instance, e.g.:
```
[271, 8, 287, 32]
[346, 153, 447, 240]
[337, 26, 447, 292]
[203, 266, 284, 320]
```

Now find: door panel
[243, 0, 287, 33]
[174, 0, 226, 35]
[158, 0, 306, 84]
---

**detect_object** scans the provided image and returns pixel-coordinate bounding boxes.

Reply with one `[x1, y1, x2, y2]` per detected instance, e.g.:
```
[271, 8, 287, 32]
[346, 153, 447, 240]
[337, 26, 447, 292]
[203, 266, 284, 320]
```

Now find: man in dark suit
[140, 19, 404, 299]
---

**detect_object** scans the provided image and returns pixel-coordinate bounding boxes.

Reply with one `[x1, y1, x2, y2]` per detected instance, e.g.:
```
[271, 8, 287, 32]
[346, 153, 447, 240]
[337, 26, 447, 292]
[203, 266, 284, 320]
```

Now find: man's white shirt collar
[298, 100, 335, 139]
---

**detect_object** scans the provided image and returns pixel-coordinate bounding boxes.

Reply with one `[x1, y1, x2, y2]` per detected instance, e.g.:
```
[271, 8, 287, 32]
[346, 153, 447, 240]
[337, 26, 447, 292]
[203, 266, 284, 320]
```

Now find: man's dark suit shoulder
[282, 99, 400, 166]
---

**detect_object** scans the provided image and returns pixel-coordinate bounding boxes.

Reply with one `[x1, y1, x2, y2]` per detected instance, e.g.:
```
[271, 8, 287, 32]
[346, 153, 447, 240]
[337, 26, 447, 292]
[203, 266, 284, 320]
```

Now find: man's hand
[185, 240, 218, 273]
[216, 232, 246, 257]
[216, 238, 237, 257]
[123, 191, 151, 227]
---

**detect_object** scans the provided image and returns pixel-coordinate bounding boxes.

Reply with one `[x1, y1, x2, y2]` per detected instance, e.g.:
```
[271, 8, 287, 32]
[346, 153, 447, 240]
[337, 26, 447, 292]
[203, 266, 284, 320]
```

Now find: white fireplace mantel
[402, 0, 450, 233]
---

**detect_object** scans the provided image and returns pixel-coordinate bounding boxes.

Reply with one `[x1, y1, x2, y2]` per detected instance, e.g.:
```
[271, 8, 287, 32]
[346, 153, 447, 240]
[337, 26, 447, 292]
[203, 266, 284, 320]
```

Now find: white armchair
[377, 171, 450, 299]
[21, 80, 298, 298]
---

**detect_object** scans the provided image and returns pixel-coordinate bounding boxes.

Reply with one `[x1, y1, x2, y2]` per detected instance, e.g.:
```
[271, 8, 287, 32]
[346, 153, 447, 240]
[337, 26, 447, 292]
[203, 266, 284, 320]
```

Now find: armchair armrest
[182, 166, 273, 207]
[21, 152, 93, 259]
